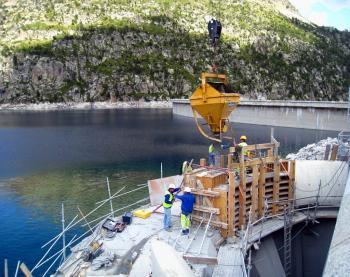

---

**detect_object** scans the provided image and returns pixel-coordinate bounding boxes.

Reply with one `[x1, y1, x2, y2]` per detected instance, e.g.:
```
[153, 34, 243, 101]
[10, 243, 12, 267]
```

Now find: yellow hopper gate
[190, 72, 240, 142]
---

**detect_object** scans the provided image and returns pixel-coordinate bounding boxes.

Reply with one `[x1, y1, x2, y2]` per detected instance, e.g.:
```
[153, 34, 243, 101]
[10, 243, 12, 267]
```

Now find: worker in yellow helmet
[237, 135, 249, 160]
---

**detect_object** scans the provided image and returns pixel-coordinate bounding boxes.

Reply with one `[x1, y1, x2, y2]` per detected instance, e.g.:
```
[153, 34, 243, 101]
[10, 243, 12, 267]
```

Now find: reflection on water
[0, 109, 338, 274]
[5, 165, 154, 223]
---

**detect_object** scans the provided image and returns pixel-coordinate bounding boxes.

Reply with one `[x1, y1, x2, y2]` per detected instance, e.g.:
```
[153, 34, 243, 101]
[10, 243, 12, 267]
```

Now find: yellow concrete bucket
[190, 72, 240, 142]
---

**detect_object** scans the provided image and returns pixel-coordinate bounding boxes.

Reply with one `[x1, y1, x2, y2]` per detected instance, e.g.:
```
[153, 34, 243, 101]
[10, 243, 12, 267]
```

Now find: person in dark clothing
[163, 183, 180, 231]
[175, 187, 196, 235]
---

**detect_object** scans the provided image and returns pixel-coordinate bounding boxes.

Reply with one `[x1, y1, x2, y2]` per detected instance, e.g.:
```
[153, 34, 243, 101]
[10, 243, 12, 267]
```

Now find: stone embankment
[0, 101, 172, 111]
[286, 137, 350, 160]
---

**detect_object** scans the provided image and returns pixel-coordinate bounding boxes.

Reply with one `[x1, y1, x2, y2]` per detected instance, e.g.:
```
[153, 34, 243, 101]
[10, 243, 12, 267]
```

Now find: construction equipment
[190, 20, 240, 143]
[190, 73, 240, 142]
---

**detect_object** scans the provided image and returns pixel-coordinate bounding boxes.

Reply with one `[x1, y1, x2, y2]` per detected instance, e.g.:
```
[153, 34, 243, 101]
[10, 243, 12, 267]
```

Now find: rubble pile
[286, 137, 339, 160]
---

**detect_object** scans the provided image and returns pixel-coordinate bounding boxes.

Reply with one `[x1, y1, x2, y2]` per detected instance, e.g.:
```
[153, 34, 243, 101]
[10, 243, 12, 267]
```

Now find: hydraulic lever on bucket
[189, 19, 240, 143]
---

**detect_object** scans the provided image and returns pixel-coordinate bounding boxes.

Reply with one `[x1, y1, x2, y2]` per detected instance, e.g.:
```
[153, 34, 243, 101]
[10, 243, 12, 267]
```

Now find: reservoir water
[0, 108, 337, 275]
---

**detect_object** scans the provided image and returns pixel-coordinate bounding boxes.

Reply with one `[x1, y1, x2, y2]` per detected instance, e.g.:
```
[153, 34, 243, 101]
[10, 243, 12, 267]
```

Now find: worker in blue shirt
[175, 187, 196, 235]
[163, 183, 180, 231]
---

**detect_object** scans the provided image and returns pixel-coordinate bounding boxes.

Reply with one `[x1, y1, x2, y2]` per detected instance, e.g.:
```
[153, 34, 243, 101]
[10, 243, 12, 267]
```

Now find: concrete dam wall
[172, 99, 350, 131]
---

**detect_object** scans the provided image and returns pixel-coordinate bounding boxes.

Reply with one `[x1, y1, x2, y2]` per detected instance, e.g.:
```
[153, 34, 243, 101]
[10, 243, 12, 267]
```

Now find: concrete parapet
[172, 99, 350, 131]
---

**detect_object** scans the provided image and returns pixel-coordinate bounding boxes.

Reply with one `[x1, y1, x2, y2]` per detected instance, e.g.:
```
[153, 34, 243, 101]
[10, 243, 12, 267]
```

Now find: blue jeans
[209, 153, 215, 166]
[163, 207, 172, 229]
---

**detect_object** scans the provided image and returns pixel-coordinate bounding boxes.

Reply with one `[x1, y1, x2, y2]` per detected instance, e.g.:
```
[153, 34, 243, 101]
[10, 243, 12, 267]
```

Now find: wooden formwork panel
[196, 171, 228, 189]
[288, 160, 296, 200]
[251, 165, 259, 221]
[258, 164, 266, 217]
[238, 162, 247, 228]
[272, 160, 280, 214]
[188, 154, 296, 238]
[184, 168, 207, 187]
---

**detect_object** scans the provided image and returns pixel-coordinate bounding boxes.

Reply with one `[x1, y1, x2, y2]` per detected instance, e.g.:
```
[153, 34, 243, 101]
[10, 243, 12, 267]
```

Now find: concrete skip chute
[190, 72, 240, 143]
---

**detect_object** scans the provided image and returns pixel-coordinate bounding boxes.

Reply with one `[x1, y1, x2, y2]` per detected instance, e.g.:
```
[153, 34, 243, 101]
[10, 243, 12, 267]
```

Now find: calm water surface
[0, 109, 337, 275]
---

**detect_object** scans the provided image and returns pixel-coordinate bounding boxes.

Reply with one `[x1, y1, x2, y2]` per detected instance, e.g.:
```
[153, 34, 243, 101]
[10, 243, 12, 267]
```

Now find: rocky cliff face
[0, 0, 349, 103]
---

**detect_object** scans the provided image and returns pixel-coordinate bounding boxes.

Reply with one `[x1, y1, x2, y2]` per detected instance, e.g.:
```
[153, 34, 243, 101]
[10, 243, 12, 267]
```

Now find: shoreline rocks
[286, 137, 339, 160]
[0, 101, 172, 111]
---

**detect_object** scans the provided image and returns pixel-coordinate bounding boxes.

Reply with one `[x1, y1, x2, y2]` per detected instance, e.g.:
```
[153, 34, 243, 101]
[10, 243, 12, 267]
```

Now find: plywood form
[228, 172, 235, 236]
[251, 164, 259, 221]
[258, 164, 266, 217]
[196, 171, 228, 189]
[186, 150, 296, 237]
[213, 186, 229, 237]
[272, 159, 280, 214]
[184, 168, 207, 187]
[239, 161, 247, 228]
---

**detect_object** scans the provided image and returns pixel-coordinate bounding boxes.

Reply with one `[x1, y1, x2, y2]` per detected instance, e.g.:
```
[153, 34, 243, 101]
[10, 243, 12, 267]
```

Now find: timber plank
[239, 161, 246, 227]
[183, 255, 218, 265]
[288, 160, 296, 200]
[251, 164, 259, 221]
[243, 143, 280, 152]
[194, 205, 220, 214]
[272, 159, 280, 214]
[258, 164, 266, 217]
[192, 214, 228, 229]
[190, 189, 220, 197]
[228, 172, 235, 236]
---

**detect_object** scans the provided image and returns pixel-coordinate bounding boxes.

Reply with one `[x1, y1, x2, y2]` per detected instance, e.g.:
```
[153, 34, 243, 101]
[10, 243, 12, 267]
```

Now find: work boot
[181, 229, 187, 235]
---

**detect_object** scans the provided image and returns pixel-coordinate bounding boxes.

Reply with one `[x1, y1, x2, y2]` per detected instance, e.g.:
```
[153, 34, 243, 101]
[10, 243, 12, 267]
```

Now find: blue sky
[289, 0, 350, 30]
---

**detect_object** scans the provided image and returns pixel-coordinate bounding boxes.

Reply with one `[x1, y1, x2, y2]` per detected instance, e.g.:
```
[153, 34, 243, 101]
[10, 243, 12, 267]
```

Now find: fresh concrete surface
[172, 99, 350, 131]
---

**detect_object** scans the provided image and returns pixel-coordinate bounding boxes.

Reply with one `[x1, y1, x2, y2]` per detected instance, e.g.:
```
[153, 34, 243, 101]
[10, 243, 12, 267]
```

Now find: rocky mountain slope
[0, 0, 349, 103]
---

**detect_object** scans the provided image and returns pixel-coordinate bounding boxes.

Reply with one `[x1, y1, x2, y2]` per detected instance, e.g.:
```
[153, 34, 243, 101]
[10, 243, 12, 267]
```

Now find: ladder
[283, 204, 292, 277]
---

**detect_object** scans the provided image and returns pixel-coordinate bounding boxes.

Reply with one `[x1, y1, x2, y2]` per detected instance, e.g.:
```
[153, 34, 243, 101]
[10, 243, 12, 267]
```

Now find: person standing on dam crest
[175, 187, 196, 235]
[163, 183, 180, 231]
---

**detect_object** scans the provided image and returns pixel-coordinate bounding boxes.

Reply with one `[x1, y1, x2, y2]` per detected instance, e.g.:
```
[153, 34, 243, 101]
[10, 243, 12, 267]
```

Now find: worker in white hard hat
[175, 186, 196, 235]
[163, 183, 180, 231]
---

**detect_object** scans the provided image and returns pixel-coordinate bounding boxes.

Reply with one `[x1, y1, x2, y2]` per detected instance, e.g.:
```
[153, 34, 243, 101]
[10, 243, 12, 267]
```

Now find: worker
[182, 161, 193, 174]
[208, 143, 216, 166]
[237, 135, 249, 160]
[163, 183, 180, 231]
[175, 187, 196, 235]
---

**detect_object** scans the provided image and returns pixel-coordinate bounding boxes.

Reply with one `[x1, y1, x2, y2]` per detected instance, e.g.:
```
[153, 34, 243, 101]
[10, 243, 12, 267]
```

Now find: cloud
[317, 0, 350, 11]
[309, 11, 328, 26]
[289, 0, 350, 29]
[290, 0, 350, 12]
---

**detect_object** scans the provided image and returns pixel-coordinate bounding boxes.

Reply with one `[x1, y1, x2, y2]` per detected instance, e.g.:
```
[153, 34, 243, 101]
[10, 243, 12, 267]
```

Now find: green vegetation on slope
[0, 0, 349, 103]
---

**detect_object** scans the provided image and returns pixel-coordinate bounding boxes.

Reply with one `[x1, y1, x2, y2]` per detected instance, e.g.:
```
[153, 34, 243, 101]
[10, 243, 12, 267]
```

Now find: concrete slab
[212, 244, 245, 277]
